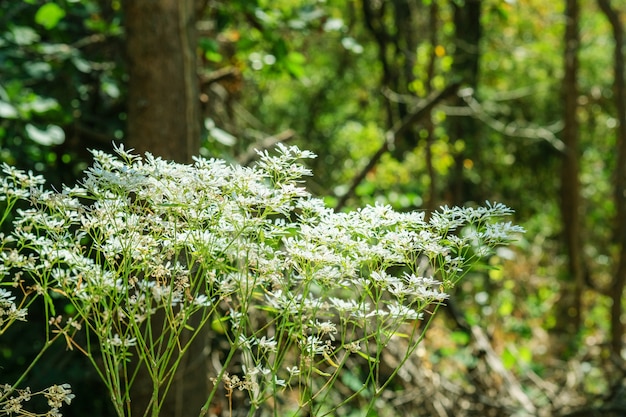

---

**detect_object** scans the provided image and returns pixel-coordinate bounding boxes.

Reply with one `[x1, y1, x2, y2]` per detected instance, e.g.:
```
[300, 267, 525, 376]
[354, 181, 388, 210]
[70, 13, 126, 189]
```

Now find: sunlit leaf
[323, 18, 344, 32]
[71, 56, 92, 73]
[25, 124, 65, 146]
[102, 81, 120, 99]
[205, 118, 236, 146]
[450, 331, 470, 345]
[285, 51, 306, 78]
[355, 350, 377, 363]
[0, 102, 18, 119]
[10, 26, 40, 45]
[501, 347, 515, 369]
[25, 62, 52, 79]
[341, 37, 364, 54]
[518, 346, 533, 364]
[27, 97, 60, 114]
[35, 3, 66, 30]
[312, 367, 332, 377]
[205, 51, 223, 63]
[210, 314, 229, 335]
[323, 351, 340, 368]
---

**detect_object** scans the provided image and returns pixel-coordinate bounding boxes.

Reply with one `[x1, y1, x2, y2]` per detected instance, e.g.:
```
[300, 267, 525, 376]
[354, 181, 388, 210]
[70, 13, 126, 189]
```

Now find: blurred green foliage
[1, 0, 624, 415]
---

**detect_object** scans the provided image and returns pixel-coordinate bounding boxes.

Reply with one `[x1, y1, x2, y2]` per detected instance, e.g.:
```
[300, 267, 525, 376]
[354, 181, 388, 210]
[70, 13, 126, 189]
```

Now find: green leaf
[71, 56, 92, 73]
[204, 51, 223, 63]
[10, 26, 40, 45]
[0, 101, 18, 119]
[35, 3, 66, 30]
[312, 367, 332, 377]
[25, 123, 65, 146]
[518, 346, 533, 364]
[205, 118, 236, 146]
[501, 347, 515, 369]
[284, 52, 305, 78]
[27, 96, 60, 114]
[355, 350, 377, 363]
[102, 81, 120, 99]
[25, 61, 52, 79]
[450, 330, 470, 345]
[341, 371, 365, 393]
[210, 313, 229, 334]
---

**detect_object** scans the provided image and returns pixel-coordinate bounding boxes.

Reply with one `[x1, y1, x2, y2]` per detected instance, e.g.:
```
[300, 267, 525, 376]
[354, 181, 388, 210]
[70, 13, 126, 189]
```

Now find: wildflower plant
[0, 143, 524, 417]
[0, 166, 75, 417]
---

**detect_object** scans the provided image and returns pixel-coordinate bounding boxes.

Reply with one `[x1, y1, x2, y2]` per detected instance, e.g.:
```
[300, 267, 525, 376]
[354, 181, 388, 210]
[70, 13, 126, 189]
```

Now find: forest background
[0, 0, 625, 416]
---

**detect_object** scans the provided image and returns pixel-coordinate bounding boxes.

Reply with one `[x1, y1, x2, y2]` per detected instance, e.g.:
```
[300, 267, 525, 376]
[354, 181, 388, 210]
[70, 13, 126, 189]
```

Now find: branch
[334, 82, 460, 211]
[384, 85, 565, 151]
[200, 66, 241, 86]
[469, 325, 537, 414]
[445, 300, 537, 415]
[458, 89, 566, 152]
[237, 129, 296, 166]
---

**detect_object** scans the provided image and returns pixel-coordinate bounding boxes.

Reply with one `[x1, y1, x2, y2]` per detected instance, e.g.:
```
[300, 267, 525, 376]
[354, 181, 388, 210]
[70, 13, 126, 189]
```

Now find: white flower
[44, 384, 75, 409]
[286, 366, 300, 376]
[0, 289, 27, 324]
[345, 342, 361, 353]
[386, 303, 421, 321]
[106, 334, 137, 348]
[255, 336, 278, 353]
[192, 294, 212, 307]
[273, 375, 286, 387]
[329, 297, 369, 315]
[300, 335, 327, 356]
[314, 320, 338, 340]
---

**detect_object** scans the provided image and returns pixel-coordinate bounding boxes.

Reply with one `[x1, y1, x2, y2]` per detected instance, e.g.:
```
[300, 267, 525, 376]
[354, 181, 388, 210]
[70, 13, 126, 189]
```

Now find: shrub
[0, 144, 523, 417]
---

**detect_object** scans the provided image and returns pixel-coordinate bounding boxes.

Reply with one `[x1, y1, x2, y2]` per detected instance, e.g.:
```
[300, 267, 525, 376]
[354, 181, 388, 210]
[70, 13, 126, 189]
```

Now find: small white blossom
[255, 336, 278, 353]
[273, 375, 286, 387]
[386, 303, 421, 321]
[106, 334, 137, 348]
[44, 384, 75, 409]
[314, 320, 338, 341]
[300, 335, 327, 356]
[286, 366, 300, 376]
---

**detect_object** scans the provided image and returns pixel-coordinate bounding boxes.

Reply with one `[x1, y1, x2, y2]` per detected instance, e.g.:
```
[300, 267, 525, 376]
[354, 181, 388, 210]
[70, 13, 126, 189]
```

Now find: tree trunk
[553, 0, 584, 355]
[123, 0, 200, 163]
[597, 0, 626, 356]
[425, 0, 439, 214]
[449, 0, 481, 205]
[122, 2, 207, 416]
[361, 0, 421, 154]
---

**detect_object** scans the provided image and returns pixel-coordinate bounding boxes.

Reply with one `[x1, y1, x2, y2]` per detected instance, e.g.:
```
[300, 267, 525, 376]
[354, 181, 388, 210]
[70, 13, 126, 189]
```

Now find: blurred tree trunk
[597, 0, 626, 356]
[449, 0, 481, 205]
[123, 0, 201, 163]
[122, 1, 207, 416]
[361, 0, 422, 150]
[425, 0, 439, 214]
[338, 0, 464, 210]
[553, 0, 583, 354]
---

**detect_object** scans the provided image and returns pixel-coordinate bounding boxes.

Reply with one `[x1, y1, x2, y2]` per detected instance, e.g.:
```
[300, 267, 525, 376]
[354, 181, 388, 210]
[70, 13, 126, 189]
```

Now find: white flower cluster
[0, 288, 27, 327]
[0, 143, 523, 413]
[0, 383, 74, 417]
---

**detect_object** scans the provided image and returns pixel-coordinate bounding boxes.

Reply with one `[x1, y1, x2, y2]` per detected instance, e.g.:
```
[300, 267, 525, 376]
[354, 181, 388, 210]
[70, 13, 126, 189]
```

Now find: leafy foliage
[1, 0, 625, 415]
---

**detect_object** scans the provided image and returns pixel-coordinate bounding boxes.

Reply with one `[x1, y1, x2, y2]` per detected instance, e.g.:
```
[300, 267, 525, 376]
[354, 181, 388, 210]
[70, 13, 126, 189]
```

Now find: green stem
[199, 344, 240, 417]
[152, 366, 160, 417]
[364, 302, 441, 413]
